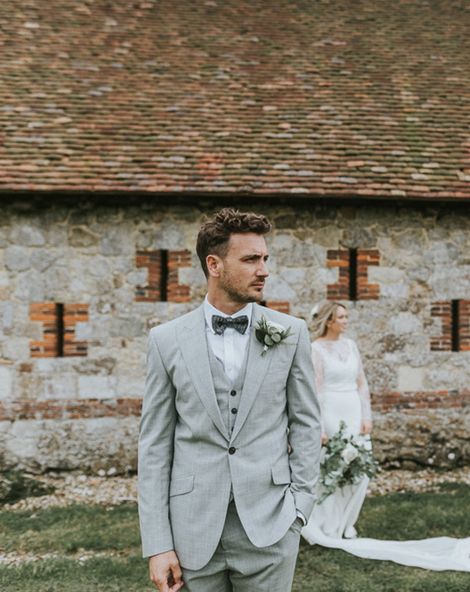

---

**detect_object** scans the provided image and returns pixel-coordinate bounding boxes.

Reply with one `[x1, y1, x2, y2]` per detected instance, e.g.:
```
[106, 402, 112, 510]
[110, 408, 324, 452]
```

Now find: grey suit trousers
[182, 501, 302, 592]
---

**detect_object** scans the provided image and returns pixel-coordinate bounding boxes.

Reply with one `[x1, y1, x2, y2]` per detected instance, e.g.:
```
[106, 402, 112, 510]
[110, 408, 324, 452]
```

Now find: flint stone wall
[0, 199, 469, 472]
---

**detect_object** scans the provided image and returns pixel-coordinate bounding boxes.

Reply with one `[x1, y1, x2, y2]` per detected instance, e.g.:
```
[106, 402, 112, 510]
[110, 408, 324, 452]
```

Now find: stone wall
[0, 199, 469, 472]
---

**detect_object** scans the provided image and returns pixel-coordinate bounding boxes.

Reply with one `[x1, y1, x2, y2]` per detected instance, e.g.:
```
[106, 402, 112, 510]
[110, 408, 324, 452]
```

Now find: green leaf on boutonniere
[255, 316, 292, 355]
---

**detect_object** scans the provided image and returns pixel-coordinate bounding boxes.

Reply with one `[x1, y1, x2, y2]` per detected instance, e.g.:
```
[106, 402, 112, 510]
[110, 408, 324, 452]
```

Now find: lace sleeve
[311, 342, 325, 432]
[351, 340, 372, 422]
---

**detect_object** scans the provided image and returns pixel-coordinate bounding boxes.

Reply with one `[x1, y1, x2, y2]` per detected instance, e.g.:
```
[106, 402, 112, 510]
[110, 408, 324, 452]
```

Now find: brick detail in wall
[430, 301, 452, 351]
[326, 250, 350, 300]
[167, 250, 192, 302]
[357, 249, 380, 300]
[261, 301, 291, 314]
[459, 300, 470, 351]
[135, 249, 191, 303]
[30, 303, 88, 358]
[431, 300, 470, 352]
[326, 249, 380, 300]
[0, 398, 143, 422]
[30, 303, 59, 358]
[135, 250, 163, 301]
[1, 391, 468, 422]
[63, 304, 89, 356]
[371, 390, 469, 412]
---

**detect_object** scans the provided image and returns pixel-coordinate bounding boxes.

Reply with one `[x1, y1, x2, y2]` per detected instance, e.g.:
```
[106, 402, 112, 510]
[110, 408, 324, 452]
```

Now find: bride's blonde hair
[310, 300, 346, 340]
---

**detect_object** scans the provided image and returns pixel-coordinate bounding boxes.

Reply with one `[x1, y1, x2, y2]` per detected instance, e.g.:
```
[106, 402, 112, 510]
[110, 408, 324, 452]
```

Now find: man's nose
[257, 261, 269, 277]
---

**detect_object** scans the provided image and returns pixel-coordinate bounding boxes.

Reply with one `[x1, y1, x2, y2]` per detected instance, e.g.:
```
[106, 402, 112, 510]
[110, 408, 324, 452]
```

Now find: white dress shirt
[204, 296, 253, 382]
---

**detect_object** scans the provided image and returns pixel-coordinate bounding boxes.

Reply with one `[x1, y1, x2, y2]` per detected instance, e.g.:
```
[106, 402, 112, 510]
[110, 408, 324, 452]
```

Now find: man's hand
[321, 432, 328, 445]
[149, 551, 184, 592]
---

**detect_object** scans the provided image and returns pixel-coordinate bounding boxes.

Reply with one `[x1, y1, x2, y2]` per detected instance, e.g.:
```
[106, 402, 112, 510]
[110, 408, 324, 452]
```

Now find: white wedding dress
[302, 337, 470, 572]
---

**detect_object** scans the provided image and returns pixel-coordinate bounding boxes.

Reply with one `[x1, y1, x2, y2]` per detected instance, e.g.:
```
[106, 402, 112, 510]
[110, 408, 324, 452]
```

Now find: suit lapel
[177, 305, 229, 441]
[231, 304, 274, 442]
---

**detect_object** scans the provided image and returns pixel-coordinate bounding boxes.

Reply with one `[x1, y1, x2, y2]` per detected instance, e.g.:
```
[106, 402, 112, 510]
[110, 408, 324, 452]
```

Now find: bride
[302, 300, 470, 572]
[303, 300, 372, 541]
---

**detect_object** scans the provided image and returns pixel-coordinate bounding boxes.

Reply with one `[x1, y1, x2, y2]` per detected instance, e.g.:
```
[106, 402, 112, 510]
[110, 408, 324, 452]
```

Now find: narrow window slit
[451, 299, 460, 352]
[160, 249, 169, 302]
[348, 248, 357, 301]
[56, 302, 64, 357]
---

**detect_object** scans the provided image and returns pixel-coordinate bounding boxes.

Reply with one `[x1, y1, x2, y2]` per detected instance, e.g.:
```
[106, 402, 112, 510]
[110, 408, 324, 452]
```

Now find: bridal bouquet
[318, 421, 379, 503]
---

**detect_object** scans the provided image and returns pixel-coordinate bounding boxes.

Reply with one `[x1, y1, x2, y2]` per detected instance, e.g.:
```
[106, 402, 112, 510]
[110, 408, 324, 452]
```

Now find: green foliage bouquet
[318, 421, 379, 503]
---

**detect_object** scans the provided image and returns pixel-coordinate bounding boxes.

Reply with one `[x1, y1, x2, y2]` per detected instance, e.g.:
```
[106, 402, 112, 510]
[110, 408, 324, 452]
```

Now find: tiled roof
[0, 0, 469, 199]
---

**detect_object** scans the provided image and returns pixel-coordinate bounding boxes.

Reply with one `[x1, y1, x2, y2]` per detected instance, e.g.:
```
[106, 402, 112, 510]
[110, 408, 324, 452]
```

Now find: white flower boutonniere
[255, 316, 292, 355]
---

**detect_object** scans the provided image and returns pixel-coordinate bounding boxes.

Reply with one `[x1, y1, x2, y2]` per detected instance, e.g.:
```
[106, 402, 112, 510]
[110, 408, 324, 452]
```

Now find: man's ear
[206, 254, 222, 278]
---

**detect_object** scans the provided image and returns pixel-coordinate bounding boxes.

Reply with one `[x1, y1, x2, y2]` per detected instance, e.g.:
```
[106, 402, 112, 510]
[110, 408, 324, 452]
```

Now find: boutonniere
[255, 316, 292, 355]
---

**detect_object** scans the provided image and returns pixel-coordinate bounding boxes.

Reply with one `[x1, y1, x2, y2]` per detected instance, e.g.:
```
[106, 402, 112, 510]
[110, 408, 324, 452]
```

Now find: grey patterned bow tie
[212, 315, 249, 335]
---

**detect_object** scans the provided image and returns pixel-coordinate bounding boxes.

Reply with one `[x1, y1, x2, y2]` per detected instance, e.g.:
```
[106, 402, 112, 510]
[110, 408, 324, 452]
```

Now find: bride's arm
[352, 340, 372, 434]
[311, 343, 327, 443]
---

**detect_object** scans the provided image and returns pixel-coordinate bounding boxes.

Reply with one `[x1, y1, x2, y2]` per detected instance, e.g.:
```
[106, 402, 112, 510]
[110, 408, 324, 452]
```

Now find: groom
[138, 208, 322, 591]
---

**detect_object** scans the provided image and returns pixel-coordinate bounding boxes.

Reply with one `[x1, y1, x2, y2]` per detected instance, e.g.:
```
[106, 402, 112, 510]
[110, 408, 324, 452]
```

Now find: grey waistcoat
[207, 337, 250, 434]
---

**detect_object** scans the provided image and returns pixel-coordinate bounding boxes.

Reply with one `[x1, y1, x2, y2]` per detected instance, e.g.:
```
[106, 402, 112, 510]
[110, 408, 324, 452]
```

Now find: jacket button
[229, 447, 236, 455]
[231, 408, 237, 414]
[230, 390, 236, 396]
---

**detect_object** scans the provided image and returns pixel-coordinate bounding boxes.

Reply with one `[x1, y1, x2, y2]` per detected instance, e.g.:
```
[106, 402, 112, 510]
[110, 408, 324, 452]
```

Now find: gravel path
[4, 473, 138, 512]
[367, 466, 470, 496]
[0, 549, 128, 567]
[3, 467, 470, 513]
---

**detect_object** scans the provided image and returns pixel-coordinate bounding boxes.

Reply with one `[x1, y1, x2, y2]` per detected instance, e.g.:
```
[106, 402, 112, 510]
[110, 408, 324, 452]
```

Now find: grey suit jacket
[138, 303, 322, 570]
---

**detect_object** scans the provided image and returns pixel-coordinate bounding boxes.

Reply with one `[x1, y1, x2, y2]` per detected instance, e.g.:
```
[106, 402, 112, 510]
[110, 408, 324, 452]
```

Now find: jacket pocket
[271, 460, 291, 485]
[169, 475, 194, 497]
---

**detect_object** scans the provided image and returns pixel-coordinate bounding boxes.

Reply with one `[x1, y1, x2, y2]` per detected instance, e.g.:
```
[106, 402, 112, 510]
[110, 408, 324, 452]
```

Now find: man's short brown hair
[196, 208, 272, 277]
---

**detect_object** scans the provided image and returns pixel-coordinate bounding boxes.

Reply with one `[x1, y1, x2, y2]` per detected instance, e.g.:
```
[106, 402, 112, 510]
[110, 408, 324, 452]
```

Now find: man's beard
[220, 275, 263, 304]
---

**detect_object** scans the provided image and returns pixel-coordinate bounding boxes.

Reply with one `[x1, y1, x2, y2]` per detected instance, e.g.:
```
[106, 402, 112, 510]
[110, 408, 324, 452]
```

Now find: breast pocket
[264, 348, 295, 381]
[265, 369, 288, 380]
[262, 369, 288, 389]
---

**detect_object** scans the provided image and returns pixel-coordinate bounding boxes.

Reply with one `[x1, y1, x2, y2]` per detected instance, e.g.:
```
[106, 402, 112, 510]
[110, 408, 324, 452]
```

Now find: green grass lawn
[1, 483, 469, 592]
